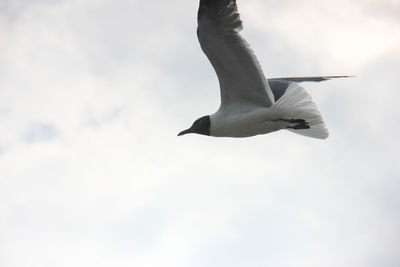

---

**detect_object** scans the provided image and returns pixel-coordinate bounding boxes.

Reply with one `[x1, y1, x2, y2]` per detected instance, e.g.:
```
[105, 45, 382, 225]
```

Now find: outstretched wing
[197, 0, 274, 111]
[268, 75, 353, 83]
[267, 76, 353, 101]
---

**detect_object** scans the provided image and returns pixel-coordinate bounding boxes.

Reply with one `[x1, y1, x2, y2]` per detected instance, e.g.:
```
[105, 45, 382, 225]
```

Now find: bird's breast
[210, 108, 282, 137]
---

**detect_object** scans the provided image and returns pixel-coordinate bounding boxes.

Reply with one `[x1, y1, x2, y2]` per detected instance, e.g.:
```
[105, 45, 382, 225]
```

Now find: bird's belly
[210, 109, 284, 137]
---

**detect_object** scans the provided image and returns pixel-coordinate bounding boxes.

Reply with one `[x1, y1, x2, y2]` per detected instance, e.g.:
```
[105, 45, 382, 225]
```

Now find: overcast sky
[1, 0, 399, 266]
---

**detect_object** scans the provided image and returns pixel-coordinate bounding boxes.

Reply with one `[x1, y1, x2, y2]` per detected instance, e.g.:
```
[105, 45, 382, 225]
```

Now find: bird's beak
[178, 128, 192, 136]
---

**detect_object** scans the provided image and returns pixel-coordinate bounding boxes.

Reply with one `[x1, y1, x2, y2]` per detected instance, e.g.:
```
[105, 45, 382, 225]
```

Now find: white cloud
[0, 0, 399, 267]
[242, 0, 400, 74]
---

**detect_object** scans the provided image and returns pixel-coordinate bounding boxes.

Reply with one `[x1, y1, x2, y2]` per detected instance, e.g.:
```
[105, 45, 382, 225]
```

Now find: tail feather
[270, 83, 329, 139]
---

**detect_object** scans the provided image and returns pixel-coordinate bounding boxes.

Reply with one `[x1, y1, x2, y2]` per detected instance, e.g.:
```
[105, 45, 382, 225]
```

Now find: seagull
[178, 0, 350, 139]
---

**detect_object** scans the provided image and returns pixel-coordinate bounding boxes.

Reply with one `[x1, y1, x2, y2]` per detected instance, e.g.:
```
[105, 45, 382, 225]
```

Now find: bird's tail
[270, 82, 329, 139]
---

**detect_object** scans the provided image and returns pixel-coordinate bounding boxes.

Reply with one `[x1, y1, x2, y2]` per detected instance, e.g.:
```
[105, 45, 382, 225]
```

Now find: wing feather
[197, 0, 274, 111]
[268, 76, 354, 83]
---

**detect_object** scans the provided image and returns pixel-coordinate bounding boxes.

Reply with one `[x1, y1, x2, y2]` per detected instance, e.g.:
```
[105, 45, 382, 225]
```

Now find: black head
[178, 115, 210, 136]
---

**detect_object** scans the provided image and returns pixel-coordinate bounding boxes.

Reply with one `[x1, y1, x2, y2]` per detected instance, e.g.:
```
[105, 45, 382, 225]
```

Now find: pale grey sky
[1, 0, 400, 267]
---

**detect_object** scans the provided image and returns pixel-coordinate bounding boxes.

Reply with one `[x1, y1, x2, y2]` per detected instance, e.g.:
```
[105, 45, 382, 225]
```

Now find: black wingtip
[200, 0, 235, 8]
[200, 0, 217, 7]
[323, 75, 356, 80]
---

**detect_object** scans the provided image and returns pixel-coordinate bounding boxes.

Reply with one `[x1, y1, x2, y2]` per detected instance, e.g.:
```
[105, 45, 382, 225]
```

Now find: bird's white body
[210, 108, 282, 137]
[210, 82, 329, 139]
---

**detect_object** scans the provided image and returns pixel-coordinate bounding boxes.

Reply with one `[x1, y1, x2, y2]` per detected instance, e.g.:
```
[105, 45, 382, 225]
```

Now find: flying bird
[178, 0, 350, 139]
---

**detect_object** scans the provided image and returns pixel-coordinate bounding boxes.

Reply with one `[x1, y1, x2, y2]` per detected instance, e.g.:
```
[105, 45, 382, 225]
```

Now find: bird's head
[178, 115, 210, 136]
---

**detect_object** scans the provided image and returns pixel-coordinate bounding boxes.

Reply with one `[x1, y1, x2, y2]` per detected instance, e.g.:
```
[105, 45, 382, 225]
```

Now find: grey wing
[267, 75, 353, 101]
[268, 75, 353, 83]
[267, 79, 292, 102]
[197, 0, 274, 111]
